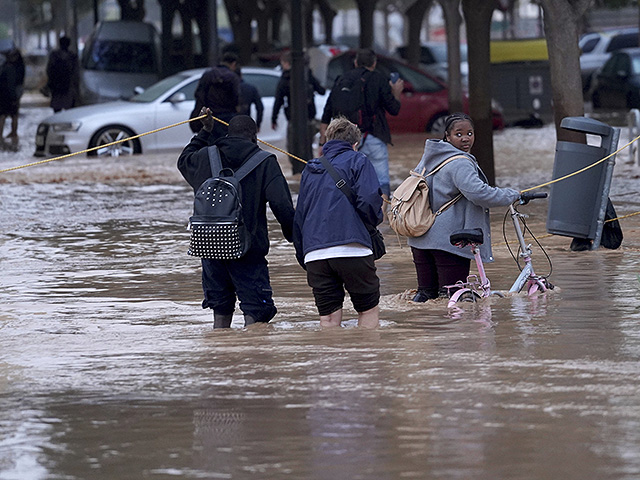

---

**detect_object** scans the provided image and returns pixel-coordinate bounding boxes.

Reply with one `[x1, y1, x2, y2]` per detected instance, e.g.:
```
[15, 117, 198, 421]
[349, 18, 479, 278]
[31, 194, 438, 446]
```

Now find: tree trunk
[271, 6, 284, 45]
[461, 0, 496, 185]
[404, 0, 432, 67]
[539, 0, 592, 143]
[223, 0, 254, 64]
[117, 0, 146, 21]
[439, 0, 463, 114]
[316, 0, 336, 44]
[355, 0, 377, 49]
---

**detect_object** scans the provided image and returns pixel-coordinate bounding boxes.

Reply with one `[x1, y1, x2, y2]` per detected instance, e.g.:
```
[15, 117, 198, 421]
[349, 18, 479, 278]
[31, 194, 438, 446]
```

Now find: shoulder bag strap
[233, 149, 274, 181]
[319, 155, 356, 204]
[318, 155, 376, 232]
[207, 146, 223, 177]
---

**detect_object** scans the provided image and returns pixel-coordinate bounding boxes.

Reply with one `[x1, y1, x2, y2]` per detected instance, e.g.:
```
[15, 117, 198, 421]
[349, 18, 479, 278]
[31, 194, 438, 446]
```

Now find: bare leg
[320, 309, 343, 328]
[357, 305, 379, 329]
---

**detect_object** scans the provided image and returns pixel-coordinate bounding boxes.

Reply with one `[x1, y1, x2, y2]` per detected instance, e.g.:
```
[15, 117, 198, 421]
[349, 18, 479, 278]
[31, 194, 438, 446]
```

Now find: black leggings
[411, 248, 470, 296]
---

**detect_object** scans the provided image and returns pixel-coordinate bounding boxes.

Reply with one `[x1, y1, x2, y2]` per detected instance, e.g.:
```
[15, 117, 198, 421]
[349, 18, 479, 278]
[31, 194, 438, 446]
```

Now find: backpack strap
[426, 154, 470, 216]
[233, 149, 274, 181]
[425, 154, 468, 177]
[207, 146, 223, 177]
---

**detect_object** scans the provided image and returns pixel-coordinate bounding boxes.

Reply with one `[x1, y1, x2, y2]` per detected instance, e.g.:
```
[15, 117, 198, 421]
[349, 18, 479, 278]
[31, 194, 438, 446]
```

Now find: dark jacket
[321, 66, 400, 144]
[190, 65, 240, 133]
[177, 130, 295, 256]
[271, 69, 326, 123]
[238, 80, 264, 129]
[293, 139, 383, 265]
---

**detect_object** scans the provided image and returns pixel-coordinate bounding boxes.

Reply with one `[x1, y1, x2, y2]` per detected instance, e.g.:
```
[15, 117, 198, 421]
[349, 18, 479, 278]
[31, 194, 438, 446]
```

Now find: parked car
[34, 67, 303, 158]
[590, 48, 640, 110]
[319, 50, 503, 133]
[80, 20, 162, 104]
[395, 42, 468, 85]
[580, 27, 639, 94]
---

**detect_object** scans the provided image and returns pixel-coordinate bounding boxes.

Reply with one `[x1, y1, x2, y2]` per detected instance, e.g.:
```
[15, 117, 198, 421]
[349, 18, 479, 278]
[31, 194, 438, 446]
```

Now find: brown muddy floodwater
[2, 126, 640, 479]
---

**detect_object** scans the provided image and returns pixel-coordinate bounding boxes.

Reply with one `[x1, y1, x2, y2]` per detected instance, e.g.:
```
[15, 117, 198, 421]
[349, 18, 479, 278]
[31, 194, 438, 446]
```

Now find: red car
[320, 50, 504, 133]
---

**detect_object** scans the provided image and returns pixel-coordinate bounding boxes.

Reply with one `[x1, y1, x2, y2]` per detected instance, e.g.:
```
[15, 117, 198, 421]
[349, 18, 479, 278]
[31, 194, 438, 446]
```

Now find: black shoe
[412, 289, 437, 302]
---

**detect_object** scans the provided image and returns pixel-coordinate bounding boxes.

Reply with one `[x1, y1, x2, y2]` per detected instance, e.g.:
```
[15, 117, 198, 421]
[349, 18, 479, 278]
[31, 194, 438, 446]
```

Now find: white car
[34, 66, 325, 158]
[580, 28, 639, 93]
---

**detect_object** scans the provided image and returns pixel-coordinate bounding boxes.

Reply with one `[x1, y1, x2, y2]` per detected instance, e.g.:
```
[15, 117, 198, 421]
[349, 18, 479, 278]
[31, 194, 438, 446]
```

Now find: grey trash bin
[546, 117, 619, 241]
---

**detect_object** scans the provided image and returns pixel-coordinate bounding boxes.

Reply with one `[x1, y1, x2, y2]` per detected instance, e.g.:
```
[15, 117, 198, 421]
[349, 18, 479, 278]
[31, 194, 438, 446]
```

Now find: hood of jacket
[415, 139, 476, 174]
[214, 135, 261, 170]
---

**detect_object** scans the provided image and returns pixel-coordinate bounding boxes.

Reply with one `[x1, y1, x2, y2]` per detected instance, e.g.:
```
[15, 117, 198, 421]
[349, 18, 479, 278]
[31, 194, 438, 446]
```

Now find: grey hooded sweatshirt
[406, 139, 520, 262]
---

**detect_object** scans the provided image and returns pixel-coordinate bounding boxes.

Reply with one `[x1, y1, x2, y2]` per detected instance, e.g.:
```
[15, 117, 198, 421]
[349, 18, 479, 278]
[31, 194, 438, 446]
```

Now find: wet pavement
[1, 100, 640, 479]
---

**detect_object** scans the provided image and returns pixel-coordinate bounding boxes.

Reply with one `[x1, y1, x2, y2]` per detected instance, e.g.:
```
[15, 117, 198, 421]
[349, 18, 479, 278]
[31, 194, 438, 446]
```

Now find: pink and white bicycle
[445, 192, 553, 308]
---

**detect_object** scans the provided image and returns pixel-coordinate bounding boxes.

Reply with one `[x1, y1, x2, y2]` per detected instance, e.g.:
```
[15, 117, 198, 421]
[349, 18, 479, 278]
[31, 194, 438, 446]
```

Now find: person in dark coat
[236, 67, 264, 131]
[293, 117, 383, 329]
[320, 48, 403, 201]
[0, 48, 25, 140]
[188, 52, 240, 137]
[178, 110, 295, 329]
[271, 50, 326, 175]
[46, 36, 79, 112]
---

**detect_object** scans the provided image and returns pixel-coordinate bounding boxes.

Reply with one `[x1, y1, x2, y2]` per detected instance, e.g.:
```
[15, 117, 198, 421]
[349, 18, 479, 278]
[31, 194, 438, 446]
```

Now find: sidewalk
[21, 90, 50, 108]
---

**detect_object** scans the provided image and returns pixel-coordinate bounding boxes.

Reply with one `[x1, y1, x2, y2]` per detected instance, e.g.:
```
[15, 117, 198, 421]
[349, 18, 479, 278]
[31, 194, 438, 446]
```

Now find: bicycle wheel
[527, 279, 547, 296]
[457, 291, 482, 303]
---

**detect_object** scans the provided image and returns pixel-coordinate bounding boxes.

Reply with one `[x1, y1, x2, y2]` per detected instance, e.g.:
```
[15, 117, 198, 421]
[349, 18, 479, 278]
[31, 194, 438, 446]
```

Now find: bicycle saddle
[449, 228, 484, 247]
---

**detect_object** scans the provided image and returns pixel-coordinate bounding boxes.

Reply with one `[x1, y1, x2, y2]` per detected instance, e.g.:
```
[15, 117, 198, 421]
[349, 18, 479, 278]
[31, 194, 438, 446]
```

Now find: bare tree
[117, 0, 146, 21]
[315, 0, 337, 44]
[355, 0, 378, 48]
[438, 0, 463, 113]
[404, 0, 433, 66]
[223, 0, 255, 63]
[539, 0, 593, 143]
[461, 0, 496, 185]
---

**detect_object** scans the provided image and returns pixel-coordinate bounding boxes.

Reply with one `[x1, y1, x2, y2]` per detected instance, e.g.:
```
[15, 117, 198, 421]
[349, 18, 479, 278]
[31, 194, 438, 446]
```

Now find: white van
[80, 20, 161, 104]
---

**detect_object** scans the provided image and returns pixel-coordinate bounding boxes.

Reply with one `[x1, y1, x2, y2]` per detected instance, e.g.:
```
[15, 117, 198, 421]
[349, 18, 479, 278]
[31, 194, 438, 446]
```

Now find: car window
[83, 40, 157, 73]
[618, 53, 631, 75]
[600, 54, 618, 76]
[632, 55, 640, 75]
[130, 73, 194, 102]
[580, 37, 599, 54]
[241, 72, 279, 97]
[606, 33, 639, 52]
[427, 44, 447, 63]
[378, 59, 444, 93]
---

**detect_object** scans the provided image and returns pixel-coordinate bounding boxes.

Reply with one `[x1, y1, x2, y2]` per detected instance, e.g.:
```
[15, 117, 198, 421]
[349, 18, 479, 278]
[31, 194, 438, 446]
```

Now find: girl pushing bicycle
[408, 113, 521, 302]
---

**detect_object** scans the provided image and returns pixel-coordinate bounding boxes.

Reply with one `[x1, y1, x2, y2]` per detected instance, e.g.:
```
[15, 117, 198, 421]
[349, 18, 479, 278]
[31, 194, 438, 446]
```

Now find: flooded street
[2, 106, 640, 479]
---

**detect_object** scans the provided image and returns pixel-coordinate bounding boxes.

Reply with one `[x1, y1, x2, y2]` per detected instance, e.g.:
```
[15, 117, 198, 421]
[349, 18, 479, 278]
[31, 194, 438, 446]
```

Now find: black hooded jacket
[177, 129, 295, 256]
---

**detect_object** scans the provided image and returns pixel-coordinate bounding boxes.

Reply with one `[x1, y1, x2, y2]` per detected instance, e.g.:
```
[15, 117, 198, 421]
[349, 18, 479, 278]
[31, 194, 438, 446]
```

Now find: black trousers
[411, 248, 470, 296]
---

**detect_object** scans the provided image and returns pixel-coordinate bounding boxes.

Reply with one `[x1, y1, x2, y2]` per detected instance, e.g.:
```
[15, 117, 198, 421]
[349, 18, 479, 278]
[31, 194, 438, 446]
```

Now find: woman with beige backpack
[397, 113, 520, 302]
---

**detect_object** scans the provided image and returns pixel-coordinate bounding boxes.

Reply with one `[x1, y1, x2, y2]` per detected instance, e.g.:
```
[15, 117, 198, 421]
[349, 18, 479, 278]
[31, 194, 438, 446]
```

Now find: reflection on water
[2, 165, 640, 479]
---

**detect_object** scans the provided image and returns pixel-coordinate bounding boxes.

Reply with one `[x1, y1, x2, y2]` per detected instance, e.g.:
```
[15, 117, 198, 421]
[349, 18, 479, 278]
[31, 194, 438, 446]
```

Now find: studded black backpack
[188, 146, 272, 259]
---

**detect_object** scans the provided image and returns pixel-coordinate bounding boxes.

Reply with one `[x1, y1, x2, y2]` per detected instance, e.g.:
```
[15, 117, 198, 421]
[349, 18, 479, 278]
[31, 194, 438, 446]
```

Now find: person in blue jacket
[293, 116, 383, 329]
[408, 113, 521, 302]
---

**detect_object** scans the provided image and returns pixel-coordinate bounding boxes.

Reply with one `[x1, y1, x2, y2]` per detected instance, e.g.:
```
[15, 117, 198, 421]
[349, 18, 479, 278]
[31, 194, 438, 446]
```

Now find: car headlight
[51, 122, 82, 132]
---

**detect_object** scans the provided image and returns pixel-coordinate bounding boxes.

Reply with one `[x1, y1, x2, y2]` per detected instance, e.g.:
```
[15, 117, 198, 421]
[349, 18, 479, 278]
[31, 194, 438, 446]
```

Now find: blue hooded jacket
[293, 139, 383, 265]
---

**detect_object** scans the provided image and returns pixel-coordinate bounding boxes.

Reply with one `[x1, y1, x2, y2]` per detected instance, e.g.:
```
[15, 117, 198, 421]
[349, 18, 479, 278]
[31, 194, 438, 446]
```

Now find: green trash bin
[546, 117, 619, 240]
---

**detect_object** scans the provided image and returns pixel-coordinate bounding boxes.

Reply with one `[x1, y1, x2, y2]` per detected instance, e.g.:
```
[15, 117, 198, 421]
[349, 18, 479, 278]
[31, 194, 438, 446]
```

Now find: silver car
[34, 67, 304, 158]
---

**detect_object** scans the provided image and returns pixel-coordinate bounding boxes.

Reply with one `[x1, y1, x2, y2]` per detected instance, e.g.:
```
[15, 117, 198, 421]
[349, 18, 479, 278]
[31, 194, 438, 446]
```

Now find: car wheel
[88, 126, 141, 157]
[427, 113, 448, 135]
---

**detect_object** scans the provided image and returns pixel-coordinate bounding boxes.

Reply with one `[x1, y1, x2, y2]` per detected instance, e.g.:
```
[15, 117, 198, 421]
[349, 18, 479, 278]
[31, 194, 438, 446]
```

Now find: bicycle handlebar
[519, 192, 548, 205]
